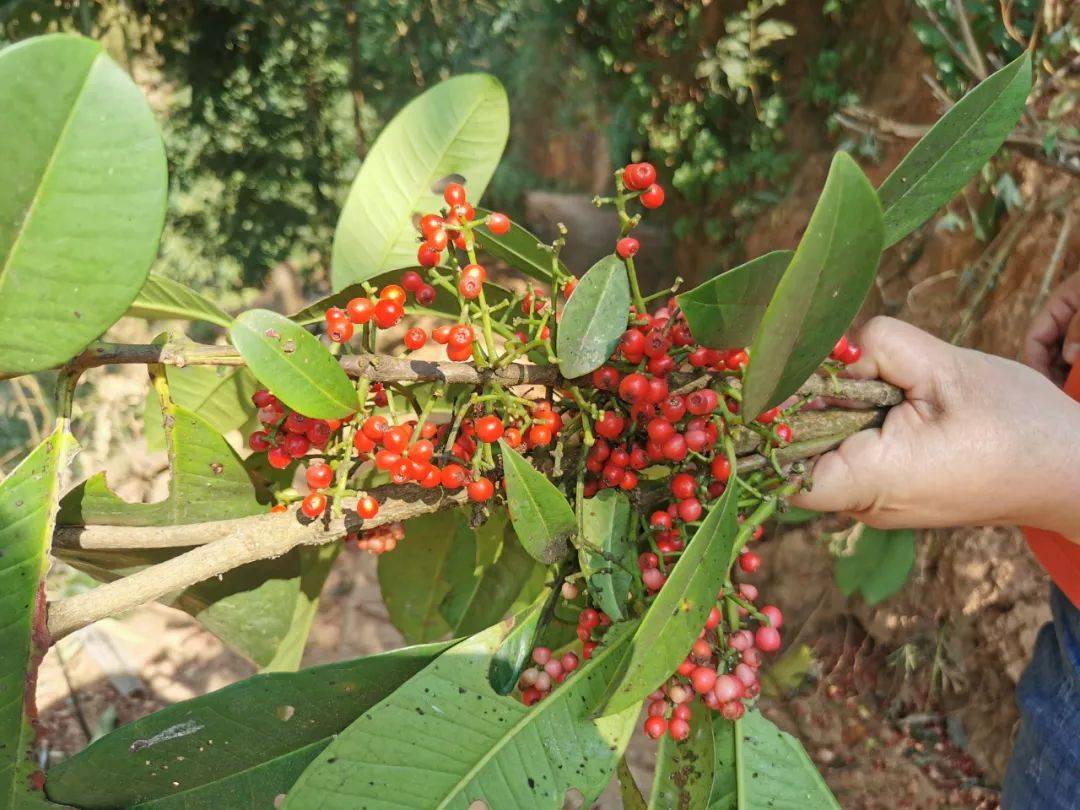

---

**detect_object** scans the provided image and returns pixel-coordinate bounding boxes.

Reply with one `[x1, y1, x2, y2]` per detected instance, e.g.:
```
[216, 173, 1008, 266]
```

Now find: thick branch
[47, 407, 886, 639]
[48, 484, 470, 640]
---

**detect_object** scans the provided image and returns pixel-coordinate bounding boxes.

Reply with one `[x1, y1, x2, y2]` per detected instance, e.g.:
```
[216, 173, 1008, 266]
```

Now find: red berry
[640, 183, 665, 209]
[419, 213, 444, 237]
[710, 456, 731, 482]
[839, 343, 862, 365]
[643, 715, 667, 740]
[686, 388, 718, 415]
[305, 463, 333, 490]
[668, 718, 691, 741]
[738, 551, 761, 573]
[327, 319, 354, 343]
[400, 270, 423, 292]
[774, 423, 793, 444]
[705, 606, 722, 631]
[301, 492, 327, 518]
[830, 335, 849, 360]
[404, 327, 427, 350]
[373, 299, 403, 329]
[283, 432, 310, 458]
[713, 674, 744, 703]
[380, 284, 406, 304]
[486, 212, 510, 235]
[761, 605, 783, 629]
[382, 425, 411, 453]
[616, 237, 639, 259]
[755, 625, 781, 652]
[591, 366, 620, 391]
[443, 182, 467, 206]
[677, 497, 702, 523]
[417, 244, 442, 267]
[618, 372, 648, 404]
[467, 476, 495, 502]
[248, 430, 271, 452]
[594, 412, 626, 440]
[475, 415, 504, 443]
[639, 551, 659, 570]
[623, 162, 657, 191]
[440, 463, 467, 489]
[690, 666, 717, 694]
[721, 701, 745, 721]
[405, 285, 430, 309]
[670, 473, 696, 500]
[356, 495, 379, 520]
[362, 415, 389, 441]
[662, 434, 688, 462]
[267, 445, 291, 469]
[252, 389, 275, 408]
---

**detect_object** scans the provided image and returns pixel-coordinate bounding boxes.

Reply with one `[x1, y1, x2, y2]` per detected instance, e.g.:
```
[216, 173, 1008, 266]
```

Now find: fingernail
[1065, 343, 1080, 365]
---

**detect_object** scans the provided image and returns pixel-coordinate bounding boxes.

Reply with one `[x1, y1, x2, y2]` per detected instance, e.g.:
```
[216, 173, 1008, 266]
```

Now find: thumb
[788, 427, 891, 516]
[1064, 312, 1080, 366]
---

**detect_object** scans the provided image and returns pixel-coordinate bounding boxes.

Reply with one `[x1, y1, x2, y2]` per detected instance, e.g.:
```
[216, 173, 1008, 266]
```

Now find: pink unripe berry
[668, 718, 691, 741]
[560, 653, 579, 673]
[534, 672, 552, 692]
[761, 604, 783, 629]
[544, 659, 564, 679]
[531, 646, 552, 666]
[713, 674, 744, 703]
[755, 625, 782, 652]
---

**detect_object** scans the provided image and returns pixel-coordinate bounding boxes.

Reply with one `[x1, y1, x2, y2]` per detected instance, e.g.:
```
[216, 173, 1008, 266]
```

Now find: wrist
[1020, 399, 1080, 540]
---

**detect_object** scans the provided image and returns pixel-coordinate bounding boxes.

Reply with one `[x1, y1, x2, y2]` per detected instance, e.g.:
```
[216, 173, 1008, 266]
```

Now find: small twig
[1030, 207, 1075, 316]
[949, 0, 989, 79]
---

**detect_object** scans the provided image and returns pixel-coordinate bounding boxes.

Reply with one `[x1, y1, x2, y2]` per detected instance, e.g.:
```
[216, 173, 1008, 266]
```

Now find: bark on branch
[47, 408, 886, 640]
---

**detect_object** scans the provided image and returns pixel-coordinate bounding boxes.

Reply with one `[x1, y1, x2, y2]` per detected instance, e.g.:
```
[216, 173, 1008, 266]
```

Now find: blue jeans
[1003, 585, 1080, 807]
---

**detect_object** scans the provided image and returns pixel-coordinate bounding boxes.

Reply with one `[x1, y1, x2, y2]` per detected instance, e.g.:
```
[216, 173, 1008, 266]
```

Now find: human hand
[1024, 268, 1080, 387]
[789, 316, 1080, 539]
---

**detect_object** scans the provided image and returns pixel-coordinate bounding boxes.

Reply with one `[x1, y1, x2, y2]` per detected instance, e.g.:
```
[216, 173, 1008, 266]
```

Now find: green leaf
[556, 254, 631, 379]
[499, 440, 576, 564]
[741, 152, 884, 419]
[0, 34, 167, 375]
[834, 525, 916, 605]
[578, 489, 634, 621]
[331, 74, 509, 290]
[878, 51, 1032, 247]
[473, 207, 568, 283]
[595, 485, 739, 716]
[1, 427, 75, 808]
[378, 510, 472, 643]
[230, 309, 357, 420]
[677, 251, 793, 349]
[283, 620, 640, 809]
[618, 757, 648, 810]
[57, 395, 330, 669]
[650, 707, 838, 809]
[488, 586, 558, 695]
[441, 520, 542, 638]
[290, 270, 513, 327]
[127, 275, 232, 328]
[45, 641, 453, 808]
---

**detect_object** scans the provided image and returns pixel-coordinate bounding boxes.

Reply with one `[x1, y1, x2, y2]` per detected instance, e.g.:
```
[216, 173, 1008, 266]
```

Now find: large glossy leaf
[331, 74, 509, 290]
[378, 510, 473, 643]
[595, 486, 739, 716]
[230, 309, 357, 420]
[741, 153, 883, 419]
[474, 207, 568, 283]
[878, 51, 1031, 247]
[290, 269, 513, 326]
[1, 427, 75, 808]
[834, 525, 916, 606]
[677, 251, 793, 349]
[283, 620, 640, 809]
[651, 706, 838, 809]
[126, 274, 232, 328]
[441, 517, 542, 637]
[499, 440, 576, 563]
[0, 34, 167, 375]
[45, 641, 453, 808]
[56, 401, 330, 669]
[556, 254, 631, 379]
[579, 489, 634, 621]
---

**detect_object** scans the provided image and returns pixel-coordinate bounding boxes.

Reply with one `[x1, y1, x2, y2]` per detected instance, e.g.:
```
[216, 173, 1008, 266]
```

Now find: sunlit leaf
[556, 254, 631, 379]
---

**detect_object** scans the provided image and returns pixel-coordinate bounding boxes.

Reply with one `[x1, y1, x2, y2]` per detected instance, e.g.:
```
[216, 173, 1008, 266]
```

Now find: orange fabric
[1023, 365, 1080, 607]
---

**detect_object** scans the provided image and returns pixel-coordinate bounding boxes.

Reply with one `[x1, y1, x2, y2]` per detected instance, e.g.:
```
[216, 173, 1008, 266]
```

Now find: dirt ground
[33, 4, 1080, 808]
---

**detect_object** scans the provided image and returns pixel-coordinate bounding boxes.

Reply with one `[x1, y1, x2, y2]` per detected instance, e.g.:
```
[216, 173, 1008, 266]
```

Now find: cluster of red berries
[324, 284, 409, 343]
[642, 590, 782, 740]
[830, 334, 862, 365]
[518, 645, 582, 707]
[346, 521, 405, 555]
[621, 161, 666, 209]
[247, 389, 342, 469]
